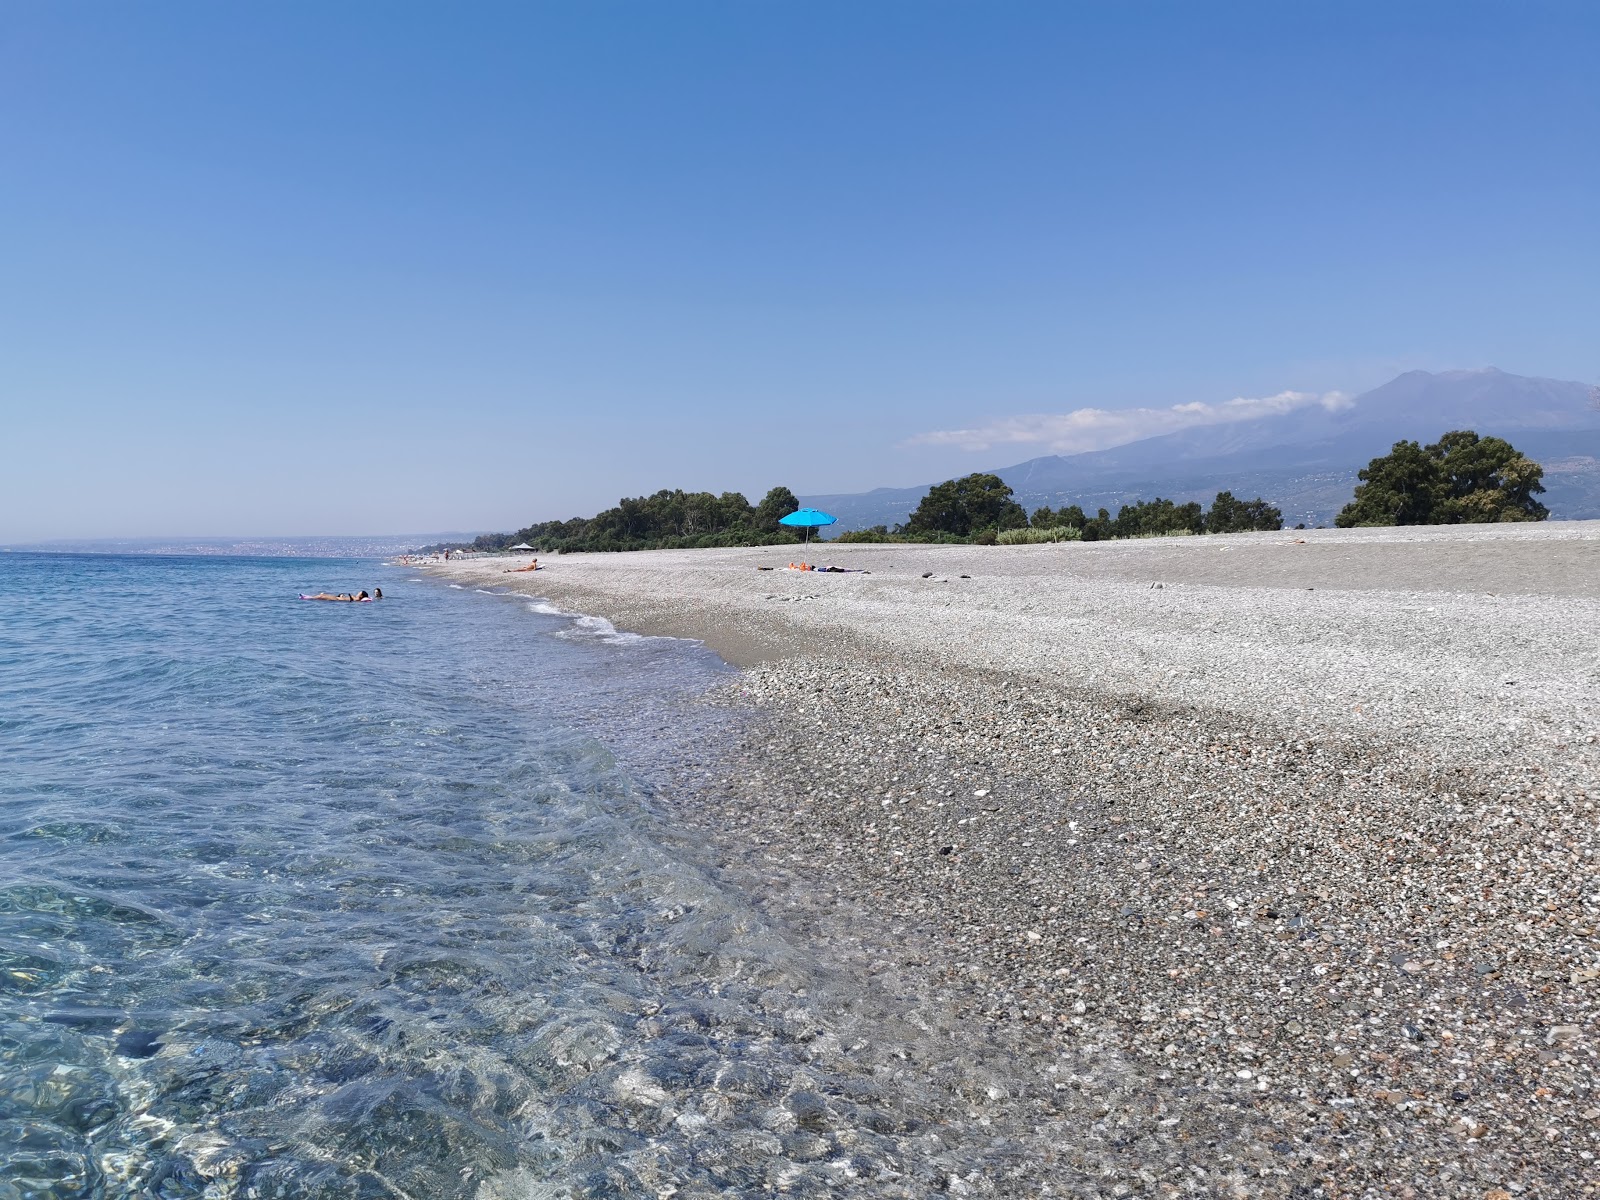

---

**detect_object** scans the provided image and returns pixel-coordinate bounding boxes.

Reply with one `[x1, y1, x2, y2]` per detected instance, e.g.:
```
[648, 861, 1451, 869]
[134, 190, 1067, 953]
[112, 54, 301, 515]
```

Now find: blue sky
[3, 1, 1596, 540]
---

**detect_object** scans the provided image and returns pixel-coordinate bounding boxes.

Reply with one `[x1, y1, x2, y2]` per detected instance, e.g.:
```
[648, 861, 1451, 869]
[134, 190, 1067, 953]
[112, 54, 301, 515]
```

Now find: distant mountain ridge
[803, 368, 1600, 530]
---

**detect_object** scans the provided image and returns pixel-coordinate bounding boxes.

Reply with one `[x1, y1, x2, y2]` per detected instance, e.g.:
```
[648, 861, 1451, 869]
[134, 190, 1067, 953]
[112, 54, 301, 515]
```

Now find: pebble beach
[432, 523, 1600, 1198]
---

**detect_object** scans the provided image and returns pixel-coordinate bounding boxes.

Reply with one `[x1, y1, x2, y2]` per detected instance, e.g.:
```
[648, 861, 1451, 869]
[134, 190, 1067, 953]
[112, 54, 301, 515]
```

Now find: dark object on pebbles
[921, 572, 933, 578]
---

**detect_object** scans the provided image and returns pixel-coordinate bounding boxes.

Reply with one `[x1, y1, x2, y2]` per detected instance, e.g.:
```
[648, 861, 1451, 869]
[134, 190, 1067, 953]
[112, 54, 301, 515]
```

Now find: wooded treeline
[449, 428, 1545, 555]
[838, 476, 1283, 543]
[468, 487, 807, 552]
[458, 479, 1283, 553]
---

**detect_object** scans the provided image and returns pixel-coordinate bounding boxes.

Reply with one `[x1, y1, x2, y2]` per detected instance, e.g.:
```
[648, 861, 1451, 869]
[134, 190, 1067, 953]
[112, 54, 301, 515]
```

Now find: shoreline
[429, 525, 1599, 1195]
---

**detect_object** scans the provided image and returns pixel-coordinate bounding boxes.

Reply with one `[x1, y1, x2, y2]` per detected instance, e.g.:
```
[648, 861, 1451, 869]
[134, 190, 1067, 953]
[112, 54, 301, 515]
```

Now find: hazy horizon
[5, 2, 1597, 542]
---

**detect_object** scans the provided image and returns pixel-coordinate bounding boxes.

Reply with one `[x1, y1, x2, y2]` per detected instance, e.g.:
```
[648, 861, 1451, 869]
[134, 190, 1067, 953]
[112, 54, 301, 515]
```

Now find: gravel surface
[432, 523, 1600, 1197]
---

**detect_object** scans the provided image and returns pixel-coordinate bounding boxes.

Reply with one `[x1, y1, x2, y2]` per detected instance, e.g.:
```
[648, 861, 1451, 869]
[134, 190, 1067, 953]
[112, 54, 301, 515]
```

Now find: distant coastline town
[0, 534, 481, 559]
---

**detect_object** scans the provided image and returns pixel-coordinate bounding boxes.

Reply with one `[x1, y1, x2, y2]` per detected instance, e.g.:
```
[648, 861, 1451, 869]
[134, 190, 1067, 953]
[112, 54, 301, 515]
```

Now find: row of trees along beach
[453, 429, 1549, 556]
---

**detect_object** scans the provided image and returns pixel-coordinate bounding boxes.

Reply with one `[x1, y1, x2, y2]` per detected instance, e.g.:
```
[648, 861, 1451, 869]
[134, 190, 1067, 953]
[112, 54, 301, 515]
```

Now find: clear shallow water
[0, 554, 1096, 1199]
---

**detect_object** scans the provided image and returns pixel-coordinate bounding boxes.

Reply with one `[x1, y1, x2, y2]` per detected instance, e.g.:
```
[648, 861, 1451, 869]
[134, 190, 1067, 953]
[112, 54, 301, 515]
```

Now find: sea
[0, 553, 1080, 1199]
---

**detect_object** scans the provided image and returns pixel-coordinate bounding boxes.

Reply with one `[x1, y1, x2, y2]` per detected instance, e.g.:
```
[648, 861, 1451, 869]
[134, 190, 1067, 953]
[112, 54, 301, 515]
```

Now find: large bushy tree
[1031, 504, 1088, 530]
[904, 473, 1028, 537]
[1108, 497, 1204, 538]
[1204, 491, 1283, 533]
[1428, 430, 1549, 523]
[753, 486, 801, 535]
[1335, 431, 1547, 527]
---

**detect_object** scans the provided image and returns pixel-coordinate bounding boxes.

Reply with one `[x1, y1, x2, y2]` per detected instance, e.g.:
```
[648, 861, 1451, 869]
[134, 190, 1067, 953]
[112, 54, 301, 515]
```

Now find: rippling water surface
[1, 553, 1103, 1200]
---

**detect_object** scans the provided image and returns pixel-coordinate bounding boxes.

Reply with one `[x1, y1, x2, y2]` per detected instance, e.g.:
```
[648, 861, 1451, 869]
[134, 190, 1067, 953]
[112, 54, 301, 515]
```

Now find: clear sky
[3, 1, 1596, 540]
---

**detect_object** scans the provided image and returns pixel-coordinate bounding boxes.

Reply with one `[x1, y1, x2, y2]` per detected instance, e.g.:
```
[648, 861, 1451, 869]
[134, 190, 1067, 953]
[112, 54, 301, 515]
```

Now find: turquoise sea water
[0, 554, 1092, 1200]
[0, 554, 763, 1195]
[0, 553, 1085, 1199]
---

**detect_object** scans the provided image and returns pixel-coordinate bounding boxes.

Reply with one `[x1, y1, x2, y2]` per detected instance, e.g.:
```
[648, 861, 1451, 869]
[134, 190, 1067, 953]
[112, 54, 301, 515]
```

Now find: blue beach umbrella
[778, 508, 837, 545]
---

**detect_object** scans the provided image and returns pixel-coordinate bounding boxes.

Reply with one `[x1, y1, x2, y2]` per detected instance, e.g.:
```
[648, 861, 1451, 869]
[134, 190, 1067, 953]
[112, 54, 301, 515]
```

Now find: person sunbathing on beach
[506, 559, 540, 573]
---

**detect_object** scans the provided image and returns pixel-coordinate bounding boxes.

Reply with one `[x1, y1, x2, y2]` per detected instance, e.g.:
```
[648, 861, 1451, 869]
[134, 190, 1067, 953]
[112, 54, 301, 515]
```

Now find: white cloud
[909, 390, 1352, 455]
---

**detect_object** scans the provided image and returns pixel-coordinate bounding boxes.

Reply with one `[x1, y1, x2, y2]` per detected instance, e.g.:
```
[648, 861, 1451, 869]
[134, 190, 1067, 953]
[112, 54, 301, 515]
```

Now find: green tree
[1109, 497, 1204, 538]
[1205, 491, 1284, 533]
[1079, 508, 1112, 541]
[1027, 504, 1087, 530]
[1335, 431, 1547, 527]
[1429, 431, 1549, 523]
[1336, 440, 1442, 527]
[718, 491, 754, 531]
[904, 473, 1028, 537]
[753, 486, 801, 537]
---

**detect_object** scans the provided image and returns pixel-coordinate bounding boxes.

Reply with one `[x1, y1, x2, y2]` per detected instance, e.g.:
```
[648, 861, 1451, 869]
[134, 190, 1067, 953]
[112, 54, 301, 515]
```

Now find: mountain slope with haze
[803, 369, 1600, 530]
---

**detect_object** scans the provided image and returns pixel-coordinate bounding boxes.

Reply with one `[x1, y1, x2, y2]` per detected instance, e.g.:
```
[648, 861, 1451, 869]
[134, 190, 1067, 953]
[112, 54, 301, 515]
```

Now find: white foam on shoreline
[558, 613, 658, 646]
[523, 598, 674, 647]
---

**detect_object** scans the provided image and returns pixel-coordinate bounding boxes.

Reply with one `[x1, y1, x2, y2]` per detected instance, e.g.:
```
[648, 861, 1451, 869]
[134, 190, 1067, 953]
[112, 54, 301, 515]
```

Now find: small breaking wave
[521, 599, 669, 646]
[555, 613, 660, 646]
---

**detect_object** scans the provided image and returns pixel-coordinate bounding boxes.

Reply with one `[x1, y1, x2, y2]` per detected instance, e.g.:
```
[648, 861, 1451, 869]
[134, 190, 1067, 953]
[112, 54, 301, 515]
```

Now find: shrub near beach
[995, 526, 1083, 544]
